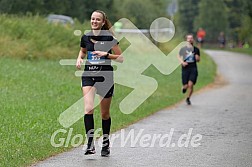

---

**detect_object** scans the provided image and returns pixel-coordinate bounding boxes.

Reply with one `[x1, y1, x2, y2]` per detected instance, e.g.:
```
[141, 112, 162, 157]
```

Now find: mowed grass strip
[0, 49, 216, 166]
[226, 47, 252, 56]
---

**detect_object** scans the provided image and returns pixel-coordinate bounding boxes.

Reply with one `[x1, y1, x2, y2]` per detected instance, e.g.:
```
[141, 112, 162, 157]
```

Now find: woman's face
[90, 12, 104, 30]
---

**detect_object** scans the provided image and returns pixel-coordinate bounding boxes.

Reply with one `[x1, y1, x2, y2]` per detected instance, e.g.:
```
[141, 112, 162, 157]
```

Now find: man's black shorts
[82, 71, 114, 98]
[182, 67, 198, 85]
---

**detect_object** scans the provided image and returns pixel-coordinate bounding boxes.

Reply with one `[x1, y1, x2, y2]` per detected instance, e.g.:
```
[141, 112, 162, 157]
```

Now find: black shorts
[182, 67, 198, 85]
[82, 71, 114, 98]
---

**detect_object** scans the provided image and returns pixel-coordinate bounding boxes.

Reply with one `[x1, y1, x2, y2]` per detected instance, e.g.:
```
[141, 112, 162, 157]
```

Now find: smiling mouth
[91, 24, 100, 30]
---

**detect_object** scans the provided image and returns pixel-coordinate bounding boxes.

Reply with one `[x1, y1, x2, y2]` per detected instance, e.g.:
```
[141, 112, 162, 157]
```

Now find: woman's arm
[76, 47, 87, 69]
[110, 44, 124, 63]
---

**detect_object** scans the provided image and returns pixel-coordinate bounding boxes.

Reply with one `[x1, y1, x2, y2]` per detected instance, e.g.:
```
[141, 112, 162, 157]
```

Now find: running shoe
[101, 147, 110, 157]
[84, 145, 96, 155]
[186, 97, 191, 105]
[182, 88, 187, 94]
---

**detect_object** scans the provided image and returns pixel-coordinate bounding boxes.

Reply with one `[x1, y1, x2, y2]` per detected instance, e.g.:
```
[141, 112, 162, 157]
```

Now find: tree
[176, 0, 200, 34]
[0, 0, 170, 26]
[113, 0, 168, 28]
[226, 0, 252, 44]
[238, 15, 252, 44]
[194, 0, 228, 42]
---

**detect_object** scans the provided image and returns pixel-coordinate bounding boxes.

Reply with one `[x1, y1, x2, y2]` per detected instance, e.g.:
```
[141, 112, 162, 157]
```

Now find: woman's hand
[76, 48, 86, 69]
[76, 58, 83, 69]
[92, 51, 107, 57]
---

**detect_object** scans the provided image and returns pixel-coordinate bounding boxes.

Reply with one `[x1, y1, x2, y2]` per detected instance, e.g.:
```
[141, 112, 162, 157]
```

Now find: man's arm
[177, 54, 188, 67]
[195, 47, 200, 62]
[195, 53, 200, 62]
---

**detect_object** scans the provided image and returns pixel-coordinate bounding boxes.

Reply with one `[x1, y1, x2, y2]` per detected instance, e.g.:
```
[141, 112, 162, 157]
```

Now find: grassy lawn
[226, 47, 252, 56]
[198, 42, 252, 56]
[0, 49, 216, 166]
[0, 14, 216, 167]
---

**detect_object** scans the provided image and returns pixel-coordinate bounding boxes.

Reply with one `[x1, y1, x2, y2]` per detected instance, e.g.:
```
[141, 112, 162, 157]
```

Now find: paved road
[34, 50, 252, 167]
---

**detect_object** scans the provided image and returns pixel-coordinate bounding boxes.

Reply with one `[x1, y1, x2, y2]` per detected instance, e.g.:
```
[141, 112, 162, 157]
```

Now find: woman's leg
[82, 86, 96, 153]
[99, 96, 112, 156]
[83, 86, 96, 114]
[100, 96, 112, 120]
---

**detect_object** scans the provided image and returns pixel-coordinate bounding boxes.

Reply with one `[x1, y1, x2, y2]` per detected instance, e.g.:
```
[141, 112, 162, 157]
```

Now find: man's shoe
[186, 97, 191, 105]
[182, 88, 187, 94]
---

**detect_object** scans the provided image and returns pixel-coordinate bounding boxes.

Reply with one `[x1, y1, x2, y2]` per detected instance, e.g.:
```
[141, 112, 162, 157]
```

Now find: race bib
[184, 50, 195, 63]
[87, 51, 105, 64]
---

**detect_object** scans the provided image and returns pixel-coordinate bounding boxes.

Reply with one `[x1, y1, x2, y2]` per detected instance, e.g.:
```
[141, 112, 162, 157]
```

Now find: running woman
[177, 34, 200, 105]
[76, 10, 123, 156]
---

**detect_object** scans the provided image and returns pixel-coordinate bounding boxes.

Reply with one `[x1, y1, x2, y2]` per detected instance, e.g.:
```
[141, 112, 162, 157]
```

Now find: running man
[76, 10, 123, 156]
[196, 28, 206, 48]
[177, 34, 200, 105]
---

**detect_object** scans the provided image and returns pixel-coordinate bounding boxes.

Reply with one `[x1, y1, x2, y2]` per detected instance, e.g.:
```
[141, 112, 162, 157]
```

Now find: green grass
[226, 47, 252, 56]
[0, 14, 86, 60]
[0, 50, 216, 167]
[197, 42, 252, 56]
[0, 14, 216, 167]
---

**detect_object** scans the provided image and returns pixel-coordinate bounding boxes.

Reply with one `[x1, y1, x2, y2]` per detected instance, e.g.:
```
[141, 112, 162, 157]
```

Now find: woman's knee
[85, 105, 94, 114]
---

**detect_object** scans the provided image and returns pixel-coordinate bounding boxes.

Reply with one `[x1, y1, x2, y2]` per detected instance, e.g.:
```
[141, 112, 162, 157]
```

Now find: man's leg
[185, 81, 193, 105]
[182, 69, 189, 94]
[186, 68, 198, 105]
[182, 84, 188, 94]
[187, 80, 194, 99]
